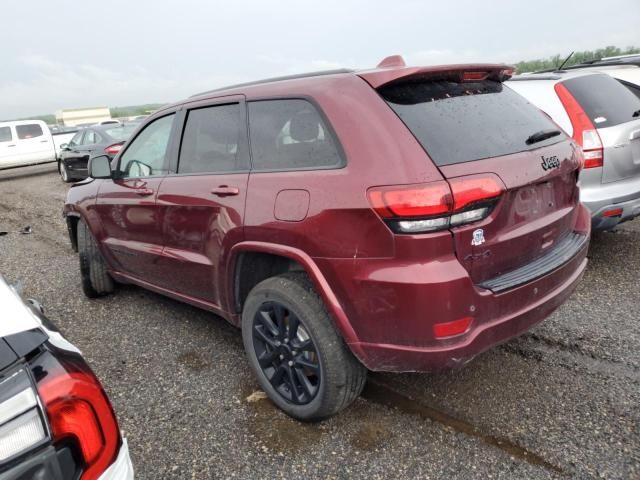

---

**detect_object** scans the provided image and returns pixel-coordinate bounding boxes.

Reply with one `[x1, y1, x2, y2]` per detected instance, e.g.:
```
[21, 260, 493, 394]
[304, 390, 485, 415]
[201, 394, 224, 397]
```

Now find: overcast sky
[1, 0, 638, 119]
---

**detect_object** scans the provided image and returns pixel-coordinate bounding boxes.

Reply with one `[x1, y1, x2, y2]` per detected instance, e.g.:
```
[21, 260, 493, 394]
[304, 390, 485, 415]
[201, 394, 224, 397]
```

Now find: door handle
[39, 140, 48, 143]
[210, 185, 240, 197]
[135, 188, 154, 197]
[7, 145, 16, 147]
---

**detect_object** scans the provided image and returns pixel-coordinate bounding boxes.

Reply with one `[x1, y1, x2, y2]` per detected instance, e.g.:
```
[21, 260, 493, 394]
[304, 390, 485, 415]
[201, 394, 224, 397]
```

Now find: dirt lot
[0, 165, 638, 479]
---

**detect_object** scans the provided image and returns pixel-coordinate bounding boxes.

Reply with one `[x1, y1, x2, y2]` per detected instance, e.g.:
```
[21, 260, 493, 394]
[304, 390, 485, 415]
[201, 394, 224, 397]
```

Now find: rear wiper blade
[526, 129, 562, 145]
[633, 109, 640, 118]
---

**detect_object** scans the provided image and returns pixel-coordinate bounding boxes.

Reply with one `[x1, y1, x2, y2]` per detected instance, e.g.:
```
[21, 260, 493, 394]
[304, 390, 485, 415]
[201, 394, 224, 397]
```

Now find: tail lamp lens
[367, 182, 451, 218]
[555, 83, 603, 169]
[104, 143, 123, 156]
[37, 355, 120, 480]
[368, 175, 504, 234]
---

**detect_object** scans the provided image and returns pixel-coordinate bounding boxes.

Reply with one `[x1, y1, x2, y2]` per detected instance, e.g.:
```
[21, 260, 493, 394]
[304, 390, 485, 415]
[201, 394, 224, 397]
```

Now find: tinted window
[618, 79, 640, 100]
[380, 80, 564, 166]
[69, 131, 84, 146]
[105, 125, 137, 142]
[119, 114, 174, 178]
[248, 99, 343, 171]
[84, 131, 98, 145]
[562, 74, 640, 128]
[178, 104, 246, 174]
[16, 124, 43, 140]
[0, 127, 12, 143]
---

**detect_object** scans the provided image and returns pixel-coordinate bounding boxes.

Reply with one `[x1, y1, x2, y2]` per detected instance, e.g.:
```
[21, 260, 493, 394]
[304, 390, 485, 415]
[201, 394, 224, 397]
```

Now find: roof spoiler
[358, 55, 514, 89]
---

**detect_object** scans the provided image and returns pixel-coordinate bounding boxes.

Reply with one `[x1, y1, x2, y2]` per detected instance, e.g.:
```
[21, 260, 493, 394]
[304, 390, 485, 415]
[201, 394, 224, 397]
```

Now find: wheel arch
[227, 242, 364, 358]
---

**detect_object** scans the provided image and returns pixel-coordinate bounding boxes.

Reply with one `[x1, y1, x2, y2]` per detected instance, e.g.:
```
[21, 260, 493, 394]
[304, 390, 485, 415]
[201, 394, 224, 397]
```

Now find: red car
[64, 56, 590, 421]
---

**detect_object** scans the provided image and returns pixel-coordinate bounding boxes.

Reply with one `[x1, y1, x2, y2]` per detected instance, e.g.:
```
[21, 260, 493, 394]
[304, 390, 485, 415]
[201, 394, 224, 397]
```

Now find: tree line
[514, 45, 640, 73]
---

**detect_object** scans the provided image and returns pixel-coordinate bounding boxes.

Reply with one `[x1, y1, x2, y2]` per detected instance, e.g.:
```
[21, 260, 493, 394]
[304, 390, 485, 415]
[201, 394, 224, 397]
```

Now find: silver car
[508, 70, 640, 230]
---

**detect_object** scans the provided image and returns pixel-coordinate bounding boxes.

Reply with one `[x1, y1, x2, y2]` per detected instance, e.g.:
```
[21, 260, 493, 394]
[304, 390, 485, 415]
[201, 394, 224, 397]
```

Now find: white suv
[508, 70, 640, 230]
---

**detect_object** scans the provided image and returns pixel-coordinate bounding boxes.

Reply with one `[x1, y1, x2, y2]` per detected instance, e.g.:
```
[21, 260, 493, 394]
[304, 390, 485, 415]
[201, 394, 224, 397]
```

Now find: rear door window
[178, 103, 247, 174]
[0, 127, 12, 143]
[562, 74, 640, 128]
[248, 99, 343, 171]
[16, 124, 44, 140]
[379, 79, 565, 166]
[84, 131, 98, 145]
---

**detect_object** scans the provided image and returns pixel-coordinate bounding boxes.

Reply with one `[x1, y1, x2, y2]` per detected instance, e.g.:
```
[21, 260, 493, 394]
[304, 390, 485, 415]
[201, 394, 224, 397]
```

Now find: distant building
[55, 107, 112, 127]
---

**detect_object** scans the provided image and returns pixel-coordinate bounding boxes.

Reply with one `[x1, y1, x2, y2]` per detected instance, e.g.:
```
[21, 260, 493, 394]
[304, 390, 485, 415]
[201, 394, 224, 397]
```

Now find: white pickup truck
[0, 120, 76, 170]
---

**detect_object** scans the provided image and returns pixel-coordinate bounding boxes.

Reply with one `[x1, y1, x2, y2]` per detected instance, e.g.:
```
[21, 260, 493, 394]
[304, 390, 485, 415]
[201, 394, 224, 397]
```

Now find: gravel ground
[0, 165, 638, 479]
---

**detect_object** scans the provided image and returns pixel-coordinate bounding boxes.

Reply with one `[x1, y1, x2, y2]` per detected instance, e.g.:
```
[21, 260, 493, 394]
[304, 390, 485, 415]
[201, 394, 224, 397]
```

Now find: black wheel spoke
[294, 367, 315, 398]
[295, 357, 319, 372]
[258, 310, 279, 337]
[286, 366, 301, 403]
[294, 339, 315, 352]
[258, 348, 279, 368]
[272, 304, 286, 336]
[269, 364, 287, 387]
[254, 325, 277, 347]
[287, 315, 300, 340]
[252, 301, 321, 406]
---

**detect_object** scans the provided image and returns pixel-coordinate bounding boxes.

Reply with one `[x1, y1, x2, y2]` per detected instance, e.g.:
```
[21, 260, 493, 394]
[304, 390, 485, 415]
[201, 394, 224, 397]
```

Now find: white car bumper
[98, 438, 134, 480]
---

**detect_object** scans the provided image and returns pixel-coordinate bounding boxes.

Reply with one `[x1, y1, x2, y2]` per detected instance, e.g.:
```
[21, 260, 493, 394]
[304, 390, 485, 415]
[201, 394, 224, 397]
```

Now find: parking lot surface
[0, 165, 638, 479]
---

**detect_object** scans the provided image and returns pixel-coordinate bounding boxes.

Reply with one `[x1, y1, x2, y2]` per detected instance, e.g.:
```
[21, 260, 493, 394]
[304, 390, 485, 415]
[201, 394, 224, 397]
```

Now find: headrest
[289, 111, 320, 142]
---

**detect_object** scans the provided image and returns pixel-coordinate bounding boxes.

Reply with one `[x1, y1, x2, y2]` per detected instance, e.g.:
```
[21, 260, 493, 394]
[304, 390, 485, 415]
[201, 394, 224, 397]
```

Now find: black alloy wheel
[252, 301, 321, 405]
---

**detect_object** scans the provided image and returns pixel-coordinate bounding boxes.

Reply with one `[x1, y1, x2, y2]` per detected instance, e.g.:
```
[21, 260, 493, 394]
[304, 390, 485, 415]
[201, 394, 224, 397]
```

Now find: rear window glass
[16, 124, 43, 140]
[379, 79, 564, 166]
[618, 79, 640, 100]
[105, 125, 137, 141]
[179, 103, 247, 174]
[562, 74, 640, 128]
[0, 127, 11, 143]
[248, 99, 343, 171]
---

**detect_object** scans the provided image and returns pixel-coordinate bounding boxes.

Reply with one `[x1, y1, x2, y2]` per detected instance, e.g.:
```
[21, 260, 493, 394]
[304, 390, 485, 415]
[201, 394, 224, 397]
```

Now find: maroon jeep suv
[64, 56, 590, 421]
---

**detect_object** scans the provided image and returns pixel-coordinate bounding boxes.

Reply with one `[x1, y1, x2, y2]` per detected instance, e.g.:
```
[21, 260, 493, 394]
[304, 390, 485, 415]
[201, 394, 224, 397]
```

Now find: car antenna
[556, 51, 574, 71]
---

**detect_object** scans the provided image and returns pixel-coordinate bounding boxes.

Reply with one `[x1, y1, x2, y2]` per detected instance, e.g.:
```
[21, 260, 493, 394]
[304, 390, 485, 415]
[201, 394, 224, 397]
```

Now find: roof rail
[190, 68, 353, 98]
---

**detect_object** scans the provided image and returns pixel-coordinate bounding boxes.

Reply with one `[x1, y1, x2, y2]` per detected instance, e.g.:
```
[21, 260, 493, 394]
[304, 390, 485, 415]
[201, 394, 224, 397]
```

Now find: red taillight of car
[449, 175, 503, 211]
[368, 182, 452, 218]
[37, 356, 120, 480]
[104, 143, 123, 156]
[433, 316, 473, 338]
[367, 175, 504, 234]
[554, 82, 603, 169]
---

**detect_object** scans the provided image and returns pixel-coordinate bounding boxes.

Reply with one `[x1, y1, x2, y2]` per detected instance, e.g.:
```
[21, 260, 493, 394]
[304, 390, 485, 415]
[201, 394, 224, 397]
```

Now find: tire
[242, 272, 366, 421]
[77, 219, 114, 298]
[59, 161, 73, 183]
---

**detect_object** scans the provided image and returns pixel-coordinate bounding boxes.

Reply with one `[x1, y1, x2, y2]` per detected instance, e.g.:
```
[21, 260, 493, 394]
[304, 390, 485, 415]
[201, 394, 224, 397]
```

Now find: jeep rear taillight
[555, 82, 603, 169]
[367, 174, 504, 234]
[37, 351, 120, 480]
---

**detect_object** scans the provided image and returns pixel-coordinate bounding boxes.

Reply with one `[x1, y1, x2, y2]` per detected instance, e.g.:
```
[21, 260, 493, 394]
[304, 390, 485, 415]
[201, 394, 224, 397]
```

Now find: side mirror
[88, 155, 112, 179]
[60, 143, 68, 150]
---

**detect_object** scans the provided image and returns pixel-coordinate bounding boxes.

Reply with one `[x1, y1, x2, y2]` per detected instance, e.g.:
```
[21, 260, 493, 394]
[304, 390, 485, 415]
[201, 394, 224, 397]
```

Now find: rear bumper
[590, 195, 640, 230]
[352, 254, 587, 372]
[581, 174, 640, 230]
[315, 205, 590, 372]
[98, 438, 134, 480]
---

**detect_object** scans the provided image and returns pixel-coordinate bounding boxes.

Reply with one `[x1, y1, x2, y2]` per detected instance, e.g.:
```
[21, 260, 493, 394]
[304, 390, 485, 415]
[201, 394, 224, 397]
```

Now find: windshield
[379, 79, 565, 166]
